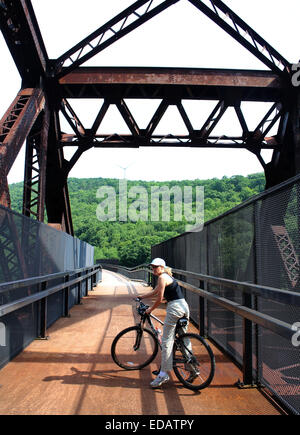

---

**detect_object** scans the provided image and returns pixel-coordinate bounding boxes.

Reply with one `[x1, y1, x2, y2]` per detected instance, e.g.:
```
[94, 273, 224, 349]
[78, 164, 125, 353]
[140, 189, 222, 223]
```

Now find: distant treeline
[9, 173, 266, 266]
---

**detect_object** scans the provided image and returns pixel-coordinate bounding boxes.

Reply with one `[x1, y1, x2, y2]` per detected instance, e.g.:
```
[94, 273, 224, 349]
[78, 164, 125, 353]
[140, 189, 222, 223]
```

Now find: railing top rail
[0, 264, 101, 295]
[177, 279, 294, 343]
[105, 263, 300, 306]
[171, 267, 300, 307]
[0, 266, 101, 318]
[107, 263, 299, 342]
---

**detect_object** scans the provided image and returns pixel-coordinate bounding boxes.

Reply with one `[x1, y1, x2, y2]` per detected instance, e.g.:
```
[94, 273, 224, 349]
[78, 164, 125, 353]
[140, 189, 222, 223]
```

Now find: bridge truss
[0, 0, 299, 234]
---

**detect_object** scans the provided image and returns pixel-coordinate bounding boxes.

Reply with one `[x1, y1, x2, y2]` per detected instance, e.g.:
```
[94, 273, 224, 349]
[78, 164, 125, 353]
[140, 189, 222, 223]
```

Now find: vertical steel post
[241, 292, 254, 387]
[64, 274, 70, 317]
[199, 280, 205, 337]
[77, 272, 82, 305]
[254, 201, 263, 385]
[206, 225, 210, 337]
[91, 268, 97, 292]
[85, 269, 89, 296]
[37, 281, 48, 340]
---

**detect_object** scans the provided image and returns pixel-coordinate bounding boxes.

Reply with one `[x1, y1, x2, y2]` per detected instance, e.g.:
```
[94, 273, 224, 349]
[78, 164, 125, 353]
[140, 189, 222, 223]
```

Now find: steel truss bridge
[0, 0, 299, 234]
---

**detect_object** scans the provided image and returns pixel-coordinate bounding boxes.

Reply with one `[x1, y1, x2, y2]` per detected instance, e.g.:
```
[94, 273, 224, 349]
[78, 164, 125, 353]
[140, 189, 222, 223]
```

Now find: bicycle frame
[135, 299, 187, 351]
[137, 312, 164, 349]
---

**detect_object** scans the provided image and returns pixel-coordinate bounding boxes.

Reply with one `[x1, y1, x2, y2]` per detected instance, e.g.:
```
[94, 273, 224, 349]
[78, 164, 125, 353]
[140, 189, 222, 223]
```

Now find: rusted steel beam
[188, 0, 291, 77]
[60, 133, 278, 149]
[59, 92, 285, 157]
[45, 110, 74, 236]
[23, 106, 50, 222]
[60, 66, 282, 88]
[0, 88, 45, 208]
[19, 0, 48, 71]
[0, 88, 45, 175]
[60, 99, 86, 137]
[262, 89, 300, 189]
[0, 178, 10, 208]
[53, 0, 180, 79]
[0, 0, 48, 85]
[59, 67, 283, 102]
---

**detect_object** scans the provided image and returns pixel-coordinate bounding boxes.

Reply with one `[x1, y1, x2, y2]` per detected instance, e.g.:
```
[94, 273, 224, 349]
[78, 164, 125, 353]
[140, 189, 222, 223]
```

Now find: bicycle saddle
[177, 317, 188, 328]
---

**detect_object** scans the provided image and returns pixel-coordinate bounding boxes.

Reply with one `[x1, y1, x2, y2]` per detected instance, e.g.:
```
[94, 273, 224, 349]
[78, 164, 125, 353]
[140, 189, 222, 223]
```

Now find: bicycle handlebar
[134, 298, 149, 316]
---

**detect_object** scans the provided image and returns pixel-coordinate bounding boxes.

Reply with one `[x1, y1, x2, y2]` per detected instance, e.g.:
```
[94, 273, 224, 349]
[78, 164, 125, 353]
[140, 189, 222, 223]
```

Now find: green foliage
[8, 182, 23, 214]
[9, 172, 266, 266]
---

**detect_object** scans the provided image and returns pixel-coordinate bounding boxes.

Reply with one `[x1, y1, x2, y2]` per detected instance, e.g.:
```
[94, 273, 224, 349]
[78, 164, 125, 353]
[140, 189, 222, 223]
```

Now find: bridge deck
[0, 270, 282, 415]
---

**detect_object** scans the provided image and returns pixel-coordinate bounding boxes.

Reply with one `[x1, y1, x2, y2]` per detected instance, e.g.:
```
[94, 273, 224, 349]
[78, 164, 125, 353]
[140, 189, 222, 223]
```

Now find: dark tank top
[163, 274, 184, 302]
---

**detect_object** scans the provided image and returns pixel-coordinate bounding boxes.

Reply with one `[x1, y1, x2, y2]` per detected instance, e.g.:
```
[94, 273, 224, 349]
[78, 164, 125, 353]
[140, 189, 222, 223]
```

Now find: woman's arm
[145, 276, 166, 315]
[137, 286, 159, 300]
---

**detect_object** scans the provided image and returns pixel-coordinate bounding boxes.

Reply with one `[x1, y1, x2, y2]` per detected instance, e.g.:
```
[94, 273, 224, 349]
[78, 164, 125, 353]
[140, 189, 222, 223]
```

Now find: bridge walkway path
[0, 270, 282, 415]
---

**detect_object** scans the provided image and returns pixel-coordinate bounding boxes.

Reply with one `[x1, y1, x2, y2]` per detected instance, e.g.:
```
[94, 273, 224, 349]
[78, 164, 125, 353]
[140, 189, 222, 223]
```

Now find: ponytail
[164, 266, 173, 277]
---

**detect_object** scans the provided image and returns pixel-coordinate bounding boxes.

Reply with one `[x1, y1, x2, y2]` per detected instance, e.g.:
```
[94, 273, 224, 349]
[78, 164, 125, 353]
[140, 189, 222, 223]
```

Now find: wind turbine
[117, 162, 134, 179]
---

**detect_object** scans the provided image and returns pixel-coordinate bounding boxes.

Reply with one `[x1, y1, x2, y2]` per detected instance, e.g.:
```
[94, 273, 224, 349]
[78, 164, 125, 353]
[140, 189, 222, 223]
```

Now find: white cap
[150, 258, 166, 267]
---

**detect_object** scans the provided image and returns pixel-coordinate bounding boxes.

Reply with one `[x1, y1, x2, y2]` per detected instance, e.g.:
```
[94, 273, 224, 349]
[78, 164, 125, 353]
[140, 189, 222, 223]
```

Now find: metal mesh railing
[0, 205, 99, 369]
[151, 174, 300, 415]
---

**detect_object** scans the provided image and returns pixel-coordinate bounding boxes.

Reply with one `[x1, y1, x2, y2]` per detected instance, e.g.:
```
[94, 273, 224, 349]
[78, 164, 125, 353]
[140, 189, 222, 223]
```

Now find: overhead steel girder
[59, 95, 285, 176]
[52, 0, 292, 80]
[61, 135, 278, 150]
[187, 0, 291, 78]
[57, 65, 291, 181]
[0, 0, 48, 86]
[59, 67, 284, 102]
[52, 0, 180, 79]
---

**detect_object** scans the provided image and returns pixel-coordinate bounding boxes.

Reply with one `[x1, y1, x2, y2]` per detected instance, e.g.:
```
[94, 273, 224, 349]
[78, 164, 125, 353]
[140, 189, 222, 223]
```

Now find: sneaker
[150, 373, 170, 388]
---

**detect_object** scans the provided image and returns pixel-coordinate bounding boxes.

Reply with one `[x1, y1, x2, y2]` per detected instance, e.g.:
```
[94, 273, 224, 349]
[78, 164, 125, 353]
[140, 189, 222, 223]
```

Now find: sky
[1, 0, 299, 184]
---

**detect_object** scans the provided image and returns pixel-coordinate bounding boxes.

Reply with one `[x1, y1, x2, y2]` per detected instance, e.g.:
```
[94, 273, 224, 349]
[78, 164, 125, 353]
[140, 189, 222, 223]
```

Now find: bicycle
[111, 298, 215, 391]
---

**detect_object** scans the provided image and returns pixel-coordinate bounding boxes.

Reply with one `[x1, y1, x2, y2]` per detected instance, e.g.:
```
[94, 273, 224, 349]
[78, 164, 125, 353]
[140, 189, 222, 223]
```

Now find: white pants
[161, 298, 190, 372]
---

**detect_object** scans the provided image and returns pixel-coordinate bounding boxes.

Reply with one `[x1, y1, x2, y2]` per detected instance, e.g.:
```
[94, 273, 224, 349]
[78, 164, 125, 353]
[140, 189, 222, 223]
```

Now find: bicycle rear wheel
[111, 326, 158, 370]
[173, 333, 215, 391]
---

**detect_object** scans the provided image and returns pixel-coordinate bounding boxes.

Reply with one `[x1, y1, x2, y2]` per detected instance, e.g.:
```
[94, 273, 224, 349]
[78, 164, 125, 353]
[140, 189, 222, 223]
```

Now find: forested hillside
[9, 173, 265, 266]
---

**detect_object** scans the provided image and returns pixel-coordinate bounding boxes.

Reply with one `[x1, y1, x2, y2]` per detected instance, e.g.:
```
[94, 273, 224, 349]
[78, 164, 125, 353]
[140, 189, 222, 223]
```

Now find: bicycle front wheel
[173, 333, 215, 391]
[111, 326, 158, 370]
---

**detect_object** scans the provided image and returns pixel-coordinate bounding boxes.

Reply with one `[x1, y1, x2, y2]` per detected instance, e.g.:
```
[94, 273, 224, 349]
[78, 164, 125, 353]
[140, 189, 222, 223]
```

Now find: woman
[137, 257, 190, 388]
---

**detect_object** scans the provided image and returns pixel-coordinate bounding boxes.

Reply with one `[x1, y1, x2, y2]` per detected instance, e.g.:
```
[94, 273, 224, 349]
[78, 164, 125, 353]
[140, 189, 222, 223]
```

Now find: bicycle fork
[133, 326, 143, 351]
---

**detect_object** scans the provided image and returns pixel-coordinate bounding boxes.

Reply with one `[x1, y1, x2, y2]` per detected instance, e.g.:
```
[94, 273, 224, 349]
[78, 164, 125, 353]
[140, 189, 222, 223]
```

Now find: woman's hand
[145, 307, 152, 315]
